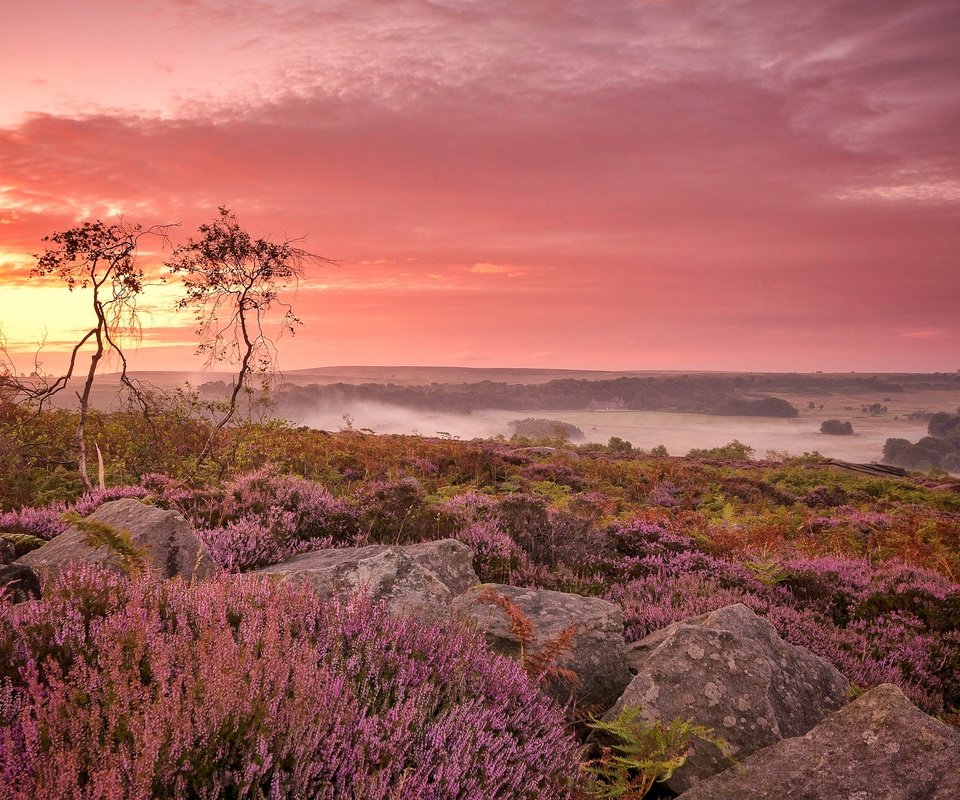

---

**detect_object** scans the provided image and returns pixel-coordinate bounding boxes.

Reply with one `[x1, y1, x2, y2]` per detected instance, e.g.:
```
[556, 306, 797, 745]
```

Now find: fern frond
[475, 589, 580, 688]
[582, 708, 733, 799]
[476, 588, 536, 662]
[525, 624, 579, 686]
[62, 512, 147, 574]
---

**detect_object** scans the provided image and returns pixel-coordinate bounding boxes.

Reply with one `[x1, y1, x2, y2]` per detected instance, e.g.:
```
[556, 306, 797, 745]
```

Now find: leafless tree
[1, 219, 174, 489]
[165, 207, 333, 465]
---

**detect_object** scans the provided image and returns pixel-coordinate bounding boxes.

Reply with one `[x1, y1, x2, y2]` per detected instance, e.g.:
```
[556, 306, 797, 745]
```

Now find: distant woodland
[884, 411, 960, 472]
[267, 372, 960, 419]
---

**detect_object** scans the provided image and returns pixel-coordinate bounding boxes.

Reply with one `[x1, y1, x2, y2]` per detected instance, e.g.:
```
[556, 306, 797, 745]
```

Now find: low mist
[288, 401, 932, 463]
[294, 401, 512, 440]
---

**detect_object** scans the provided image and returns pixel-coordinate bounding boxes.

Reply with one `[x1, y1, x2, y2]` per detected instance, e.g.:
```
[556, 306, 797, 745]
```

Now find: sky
[0, 0, 958, 374]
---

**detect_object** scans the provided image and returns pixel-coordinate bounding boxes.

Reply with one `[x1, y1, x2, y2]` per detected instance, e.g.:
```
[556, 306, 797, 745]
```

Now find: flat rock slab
[677, 684, 960, 800]
[608, 603, 849, 793]
[254, 538, 478, 622]
[17, 499, 217, 583]
[451, 583, 630, 710]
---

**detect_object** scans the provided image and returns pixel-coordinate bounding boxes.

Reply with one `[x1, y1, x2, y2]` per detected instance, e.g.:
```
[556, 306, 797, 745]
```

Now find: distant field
[293, 405, 934, 464]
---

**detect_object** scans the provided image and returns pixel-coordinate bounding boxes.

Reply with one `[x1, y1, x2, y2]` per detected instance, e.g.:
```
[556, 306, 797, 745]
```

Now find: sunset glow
[1, 0, 957, 372]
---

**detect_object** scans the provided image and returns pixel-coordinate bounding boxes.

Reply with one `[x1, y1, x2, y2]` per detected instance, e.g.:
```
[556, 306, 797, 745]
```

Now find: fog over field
[49, 368, 959, 466]
[297, 402, 936, 464]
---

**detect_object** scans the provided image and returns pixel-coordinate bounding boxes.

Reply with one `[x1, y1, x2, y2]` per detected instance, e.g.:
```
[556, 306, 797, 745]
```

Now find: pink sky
[1, 0, 958, 373]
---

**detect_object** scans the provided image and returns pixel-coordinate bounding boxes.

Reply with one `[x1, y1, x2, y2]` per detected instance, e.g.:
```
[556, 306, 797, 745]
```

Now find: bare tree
[165, 207, 333, 465]
[0, 220, 174, 489]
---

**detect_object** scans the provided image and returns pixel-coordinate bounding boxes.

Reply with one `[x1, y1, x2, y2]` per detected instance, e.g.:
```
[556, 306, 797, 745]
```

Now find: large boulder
[677, 684, 960, 800]
[451, 583, 631, 710]
[253, 539, 478, 622]
[16, 499, 217, 583]
[607, 603, 848, 793]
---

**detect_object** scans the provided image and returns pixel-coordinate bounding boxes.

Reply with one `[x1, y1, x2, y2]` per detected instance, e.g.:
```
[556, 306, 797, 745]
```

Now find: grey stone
[16, 498, 217, 583]
[253, 538, 478, 622]
[608, 603, 849, 792]
[0, 564, 41, 603]
[677, 684, 960, 800]
[0, 537, 15, 565]
[451, 583, 631, 710]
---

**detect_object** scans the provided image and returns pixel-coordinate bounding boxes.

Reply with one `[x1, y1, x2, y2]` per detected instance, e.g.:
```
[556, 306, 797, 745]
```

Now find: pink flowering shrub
[437, 493, 521, 582]
[0, 567, 581, 799]
[457, 517, 522, 583]
[596, 524, 960, 715]
[0, 486, 150, 541]
[403, 456, 439, 476]
[71, 486, 152, 517]
[437, 492, 603, 585]
[218, 468, 356, 538]
[141, 467, 359, 571]
[647, 480, 679, 508]
[196, 517, 321, 573]
[0, 505, 65, 540]
[3, 449, 958, 719]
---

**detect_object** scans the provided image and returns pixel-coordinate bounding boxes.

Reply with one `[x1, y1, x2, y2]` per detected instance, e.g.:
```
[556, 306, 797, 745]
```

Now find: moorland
[1, 387, 959, 797]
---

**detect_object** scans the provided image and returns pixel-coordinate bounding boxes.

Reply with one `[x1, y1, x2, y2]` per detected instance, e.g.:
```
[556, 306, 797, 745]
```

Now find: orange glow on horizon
[0, 0, 957, 373]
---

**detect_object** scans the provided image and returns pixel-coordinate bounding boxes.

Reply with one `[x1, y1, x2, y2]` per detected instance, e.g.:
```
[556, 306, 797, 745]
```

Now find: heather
[0, 567, 580, 799]
[3, 401, 960, 729]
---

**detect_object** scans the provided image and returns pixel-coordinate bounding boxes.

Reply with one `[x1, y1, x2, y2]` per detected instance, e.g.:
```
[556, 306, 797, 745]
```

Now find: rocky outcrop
[677, 684, 960, 799]
[0, 564, 41, 603]
[254, 539, 478, 622]
[451, 583, 631, 709]
[608, 603, 848, 793]
[16, 499, 217, 583]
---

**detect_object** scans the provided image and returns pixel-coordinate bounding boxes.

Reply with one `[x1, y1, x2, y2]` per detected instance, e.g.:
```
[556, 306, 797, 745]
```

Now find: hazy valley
[133, 367, 960, 469]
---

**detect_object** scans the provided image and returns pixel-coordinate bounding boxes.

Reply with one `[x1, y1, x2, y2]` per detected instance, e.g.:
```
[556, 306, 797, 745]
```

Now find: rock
[451, 583, 630, 710]
[253, 538, 478, 622]
[607, 603, 849, 793]
[16, 499, 217, 583]
[0, 537, 15, 565]
[677, 684, 960, 800]
[0, 564, 41, 603]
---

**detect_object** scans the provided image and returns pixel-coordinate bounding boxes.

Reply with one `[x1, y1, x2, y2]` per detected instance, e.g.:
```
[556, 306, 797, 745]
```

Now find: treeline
[509, 418, 585, 440]
[273, 374, 804, 417]
[884, 411, 960, 472]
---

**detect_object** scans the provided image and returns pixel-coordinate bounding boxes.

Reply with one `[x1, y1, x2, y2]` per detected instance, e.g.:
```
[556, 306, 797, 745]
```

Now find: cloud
[901, 329, 949, 340]
[835, 179, 960, 204]
[468, 263, 527, 277]
[0, 0, 956, 371]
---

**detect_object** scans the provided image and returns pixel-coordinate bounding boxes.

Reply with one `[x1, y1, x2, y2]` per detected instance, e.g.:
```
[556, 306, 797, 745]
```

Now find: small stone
[0, 564, 41, 603]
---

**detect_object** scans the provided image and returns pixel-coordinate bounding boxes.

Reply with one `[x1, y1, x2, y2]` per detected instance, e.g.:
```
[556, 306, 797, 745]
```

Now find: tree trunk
[76, 321, 105, 491]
